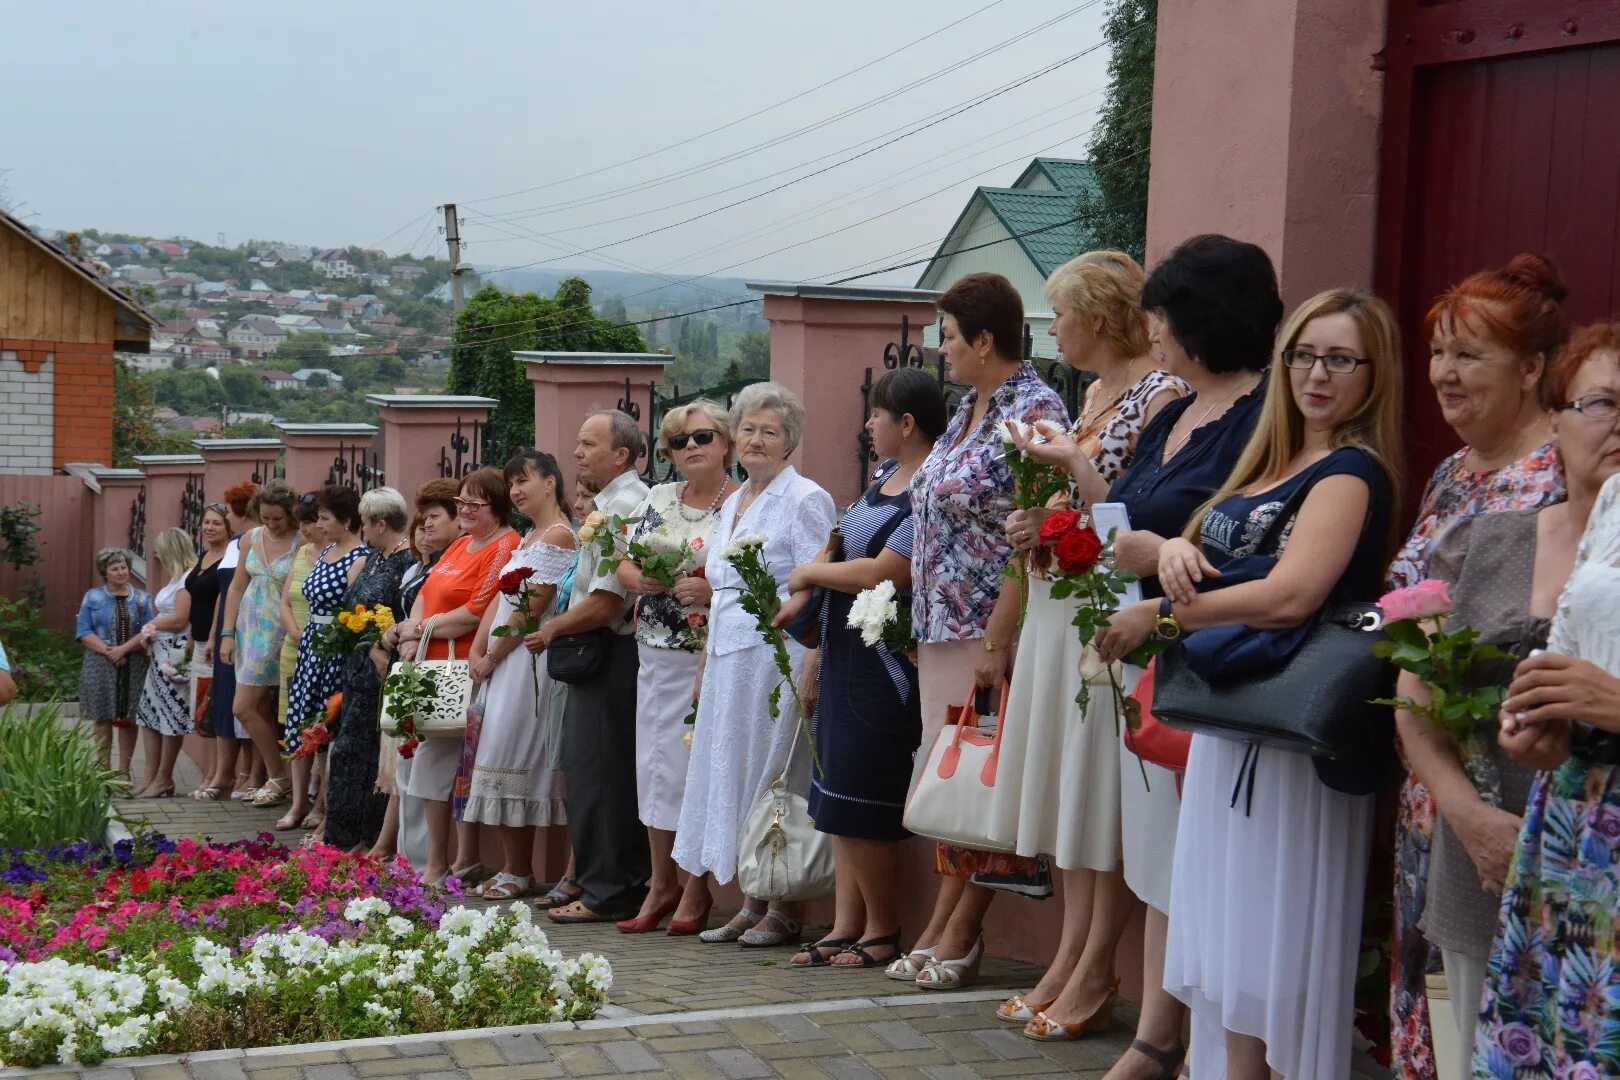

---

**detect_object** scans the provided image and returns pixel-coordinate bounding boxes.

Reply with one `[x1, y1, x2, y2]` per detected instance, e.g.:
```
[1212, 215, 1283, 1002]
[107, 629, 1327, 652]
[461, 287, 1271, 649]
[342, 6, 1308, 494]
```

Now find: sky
[5, 1, 1110, 286]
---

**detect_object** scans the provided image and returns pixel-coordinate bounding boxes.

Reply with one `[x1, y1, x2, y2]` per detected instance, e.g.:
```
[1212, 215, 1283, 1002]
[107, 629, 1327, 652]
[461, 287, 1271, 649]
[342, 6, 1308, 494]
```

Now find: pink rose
[1377, 579, 1454, 622]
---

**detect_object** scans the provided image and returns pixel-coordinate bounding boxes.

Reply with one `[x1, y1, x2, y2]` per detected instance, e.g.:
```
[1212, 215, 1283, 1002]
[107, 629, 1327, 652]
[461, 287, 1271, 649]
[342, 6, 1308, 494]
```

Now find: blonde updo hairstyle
[1043, 250, 1151, 359]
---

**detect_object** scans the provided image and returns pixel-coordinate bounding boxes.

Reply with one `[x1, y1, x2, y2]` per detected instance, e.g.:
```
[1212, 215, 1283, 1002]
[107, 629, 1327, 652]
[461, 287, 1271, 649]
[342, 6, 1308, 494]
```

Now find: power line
[476, 38, 1121, 278]
[366, 209, 435, 254]
[470, 2, 1103, 222]
[462, 0, 1024, 206]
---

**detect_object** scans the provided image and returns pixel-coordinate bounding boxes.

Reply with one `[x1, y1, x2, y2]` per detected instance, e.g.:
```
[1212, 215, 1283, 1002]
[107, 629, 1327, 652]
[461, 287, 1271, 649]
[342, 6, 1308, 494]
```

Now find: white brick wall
[0, 350, 55, 475]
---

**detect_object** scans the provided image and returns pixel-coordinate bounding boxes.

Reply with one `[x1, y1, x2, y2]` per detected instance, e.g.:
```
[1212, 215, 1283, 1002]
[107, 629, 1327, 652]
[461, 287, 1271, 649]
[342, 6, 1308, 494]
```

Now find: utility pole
[443, 203, 465, 314]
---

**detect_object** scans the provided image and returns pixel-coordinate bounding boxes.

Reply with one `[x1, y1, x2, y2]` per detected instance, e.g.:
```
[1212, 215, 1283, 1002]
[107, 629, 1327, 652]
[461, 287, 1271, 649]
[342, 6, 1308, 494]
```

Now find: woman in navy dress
[778, 368, 946, 969]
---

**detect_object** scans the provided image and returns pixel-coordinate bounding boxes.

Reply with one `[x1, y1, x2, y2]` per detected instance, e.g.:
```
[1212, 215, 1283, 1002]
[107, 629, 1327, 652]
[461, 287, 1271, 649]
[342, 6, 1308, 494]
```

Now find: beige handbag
[902, 681, 1016, 852]
[379, 615, 471, 738]
[736, 734, 835, 902]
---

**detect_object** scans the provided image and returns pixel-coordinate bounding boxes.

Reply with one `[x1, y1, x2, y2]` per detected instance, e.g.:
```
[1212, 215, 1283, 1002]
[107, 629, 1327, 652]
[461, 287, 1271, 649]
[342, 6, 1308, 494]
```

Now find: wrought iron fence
[436, 416, 513, 480]
[127, 485, 147, 558]
[179, 474, 205, 539]
[250, 456, 285, 485]
[327, 441, 384, 493]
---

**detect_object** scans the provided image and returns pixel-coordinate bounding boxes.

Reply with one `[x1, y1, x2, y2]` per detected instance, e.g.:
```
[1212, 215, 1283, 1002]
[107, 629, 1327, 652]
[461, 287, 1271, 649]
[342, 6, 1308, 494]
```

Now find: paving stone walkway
[41, 747, 1141, 1078]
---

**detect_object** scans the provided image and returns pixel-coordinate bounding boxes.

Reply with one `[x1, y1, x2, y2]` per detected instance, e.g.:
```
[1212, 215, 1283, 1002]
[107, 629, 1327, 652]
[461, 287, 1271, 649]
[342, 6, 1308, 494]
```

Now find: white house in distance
[916, 157, 1098, 358]
[313, 248, 359, 279]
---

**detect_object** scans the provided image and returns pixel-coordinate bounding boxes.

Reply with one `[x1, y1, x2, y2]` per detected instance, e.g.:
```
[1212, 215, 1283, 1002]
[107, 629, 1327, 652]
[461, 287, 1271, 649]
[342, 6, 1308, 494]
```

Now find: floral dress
[1387, 443, 1565, 1078]
[282, 543, 366, 754]
[133, 579, 192, 737]
[234, 528, 295, 687]
[1473, 473, 1620, 1078]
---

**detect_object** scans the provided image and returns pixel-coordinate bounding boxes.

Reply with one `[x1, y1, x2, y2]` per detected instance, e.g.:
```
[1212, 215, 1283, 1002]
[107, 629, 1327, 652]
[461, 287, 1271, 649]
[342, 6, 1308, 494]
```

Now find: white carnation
[847, 581, 900, 648]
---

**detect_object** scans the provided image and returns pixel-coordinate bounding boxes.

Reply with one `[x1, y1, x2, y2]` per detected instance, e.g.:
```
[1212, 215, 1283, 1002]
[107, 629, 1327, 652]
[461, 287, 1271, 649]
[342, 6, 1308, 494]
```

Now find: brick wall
[50, 341, 115, 467]
[0, 348, 55, 474]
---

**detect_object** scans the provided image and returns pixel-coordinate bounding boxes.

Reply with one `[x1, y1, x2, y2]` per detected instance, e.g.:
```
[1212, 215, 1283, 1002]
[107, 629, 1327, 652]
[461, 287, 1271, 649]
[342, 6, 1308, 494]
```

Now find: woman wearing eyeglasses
[613, 399, 733, 933]
[392, 467, 520, 885]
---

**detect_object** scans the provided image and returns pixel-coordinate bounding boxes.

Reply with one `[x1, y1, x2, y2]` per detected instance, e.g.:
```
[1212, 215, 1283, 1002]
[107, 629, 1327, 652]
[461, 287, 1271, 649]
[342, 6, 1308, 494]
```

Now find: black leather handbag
[545, 627, 613, 685]
[1149, 460, 1397, 795]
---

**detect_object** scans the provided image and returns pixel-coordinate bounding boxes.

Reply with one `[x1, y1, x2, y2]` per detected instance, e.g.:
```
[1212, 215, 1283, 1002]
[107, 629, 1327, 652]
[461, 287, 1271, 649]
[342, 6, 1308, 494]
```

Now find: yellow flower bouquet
[309, 602, 396, 661]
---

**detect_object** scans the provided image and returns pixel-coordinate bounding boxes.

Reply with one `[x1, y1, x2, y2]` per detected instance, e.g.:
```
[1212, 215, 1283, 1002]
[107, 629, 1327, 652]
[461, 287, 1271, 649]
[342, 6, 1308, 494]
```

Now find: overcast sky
[6, 1, 1109, 285]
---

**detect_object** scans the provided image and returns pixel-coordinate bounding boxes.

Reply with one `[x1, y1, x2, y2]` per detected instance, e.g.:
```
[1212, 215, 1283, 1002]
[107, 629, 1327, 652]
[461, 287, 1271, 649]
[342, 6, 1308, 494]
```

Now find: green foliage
[113, 361, 193, 465]
[1073, 0, 1156, 261]
[449, 278, 649, 452]
[1371, 616, 1512, 741]
[0, 596, 80, 701]
[0, 499, 42, 574]
[0, 703, 121, 849]
[274, 331, 332, 366]
[733, 330, 771, 380]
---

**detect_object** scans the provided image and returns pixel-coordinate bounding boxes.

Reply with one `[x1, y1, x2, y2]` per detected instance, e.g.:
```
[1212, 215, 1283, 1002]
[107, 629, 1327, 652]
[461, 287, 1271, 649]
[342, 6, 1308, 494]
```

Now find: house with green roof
[916, 157, 1097, 357]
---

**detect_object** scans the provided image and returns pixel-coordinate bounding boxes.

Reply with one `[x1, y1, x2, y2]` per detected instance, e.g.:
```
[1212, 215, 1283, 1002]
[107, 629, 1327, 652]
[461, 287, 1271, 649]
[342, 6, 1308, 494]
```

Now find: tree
[275, 332, 331, 366]
[600, 296, 628, 324]
[734, 330, 771, 379]
[216, 365, 267, 408]
[1074, 0, 1156, 261]
[113, 362, 192, 465]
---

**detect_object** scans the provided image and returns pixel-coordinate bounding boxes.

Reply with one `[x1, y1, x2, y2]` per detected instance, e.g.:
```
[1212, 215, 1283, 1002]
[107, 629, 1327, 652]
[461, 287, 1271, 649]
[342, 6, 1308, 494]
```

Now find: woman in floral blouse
[616, 398, 733, 934]
[889, 272, 1068, 990]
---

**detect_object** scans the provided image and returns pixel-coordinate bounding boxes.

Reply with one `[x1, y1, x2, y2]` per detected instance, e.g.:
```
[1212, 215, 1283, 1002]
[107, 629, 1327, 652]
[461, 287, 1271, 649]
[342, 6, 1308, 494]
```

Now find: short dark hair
[871, 367, 949, 443]
[937, 272, 1025, 362]
[503, 448, 567, 514]
[460, 467, 513, 523]
[1141, 234, 1283, 374]
[414, 478, 460, 521]
[316, 484, 362, 532]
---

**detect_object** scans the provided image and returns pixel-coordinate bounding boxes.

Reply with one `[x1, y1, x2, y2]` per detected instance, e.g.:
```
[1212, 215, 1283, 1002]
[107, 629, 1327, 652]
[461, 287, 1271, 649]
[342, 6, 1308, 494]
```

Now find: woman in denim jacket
[76, 547, 154, 779]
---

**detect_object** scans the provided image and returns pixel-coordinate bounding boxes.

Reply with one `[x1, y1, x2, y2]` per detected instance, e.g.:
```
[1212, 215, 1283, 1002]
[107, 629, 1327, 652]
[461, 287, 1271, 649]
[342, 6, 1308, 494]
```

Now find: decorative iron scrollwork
[328, 441, 383, 493]
[179, 474, 205, 539]
[128, 485, 148, 557]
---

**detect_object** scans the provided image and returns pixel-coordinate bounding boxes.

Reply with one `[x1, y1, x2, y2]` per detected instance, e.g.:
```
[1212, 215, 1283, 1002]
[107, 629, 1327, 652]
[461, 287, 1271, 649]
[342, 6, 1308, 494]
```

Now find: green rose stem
[722, 539, 823, 778]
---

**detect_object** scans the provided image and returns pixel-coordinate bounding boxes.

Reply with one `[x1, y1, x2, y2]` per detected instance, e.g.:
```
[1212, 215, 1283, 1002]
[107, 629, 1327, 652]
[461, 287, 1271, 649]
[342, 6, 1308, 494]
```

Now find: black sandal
[791, 937, 857, 968]
[534, 875, 581, 910]
[833, 933, 902, 969]
[1128, 1039, 1186, 1080]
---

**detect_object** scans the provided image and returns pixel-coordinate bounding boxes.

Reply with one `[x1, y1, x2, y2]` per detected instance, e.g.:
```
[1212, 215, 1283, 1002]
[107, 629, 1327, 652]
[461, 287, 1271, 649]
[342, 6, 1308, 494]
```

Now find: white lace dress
[461, 532, 575, 828]
[672, 466, 837, 884]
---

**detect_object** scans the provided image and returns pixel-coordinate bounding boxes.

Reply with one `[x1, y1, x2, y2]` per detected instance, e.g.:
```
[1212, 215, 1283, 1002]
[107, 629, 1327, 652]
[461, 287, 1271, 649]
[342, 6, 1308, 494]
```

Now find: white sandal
[699, 908, 763, 944]
[479, 873, 534, 900]
[914, 936, 984, 991]
[884, 945, 936, 982]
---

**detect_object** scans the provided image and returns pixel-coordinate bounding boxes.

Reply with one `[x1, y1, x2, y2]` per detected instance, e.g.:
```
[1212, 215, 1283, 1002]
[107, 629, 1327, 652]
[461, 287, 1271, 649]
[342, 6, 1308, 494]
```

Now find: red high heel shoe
[665, 896, 715, 937]
[617, 895, 681, 934]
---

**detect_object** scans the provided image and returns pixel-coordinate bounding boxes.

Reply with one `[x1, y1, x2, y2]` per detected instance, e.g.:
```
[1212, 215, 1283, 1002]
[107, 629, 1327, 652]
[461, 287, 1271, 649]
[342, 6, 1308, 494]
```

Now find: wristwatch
[1154, 597, 1182, 641]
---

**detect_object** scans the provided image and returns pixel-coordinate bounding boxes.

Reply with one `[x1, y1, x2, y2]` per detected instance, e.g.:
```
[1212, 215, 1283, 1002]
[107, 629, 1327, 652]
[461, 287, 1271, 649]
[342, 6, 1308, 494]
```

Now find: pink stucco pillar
[748, 282, 941, 509]
[519, 353, 674, 482]
[194, 438, 284, 502]
[274, 423, 379, 495]
[87, 468, 150, 565]
[1144, 0, 1386, 306]
[132, 454, 205, 550]
[365, 394, 499, 499]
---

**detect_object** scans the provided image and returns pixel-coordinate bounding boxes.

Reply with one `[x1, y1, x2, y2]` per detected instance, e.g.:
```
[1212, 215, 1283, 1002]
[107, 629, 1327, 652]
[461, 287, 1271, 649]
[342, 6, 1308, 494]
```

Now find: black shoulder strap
[1257, 449, 1371, 555]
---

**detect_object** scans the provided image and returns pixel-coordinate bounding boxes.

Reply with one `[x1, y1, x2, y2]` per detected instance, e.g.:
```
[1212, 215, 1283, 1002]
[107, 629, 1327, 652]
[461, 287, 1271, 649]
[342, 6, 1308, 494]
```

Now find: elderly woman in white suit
[672, 381, 837, 947]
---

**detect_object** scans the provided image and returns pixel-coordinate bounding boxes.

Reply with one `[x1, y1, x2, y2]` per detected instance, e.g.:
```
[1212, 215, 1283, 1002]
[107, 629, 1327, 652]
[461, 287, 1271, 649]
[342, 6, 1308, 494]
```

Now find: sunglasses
[297, 492, 318, 508]
[668, 429, 720, 451]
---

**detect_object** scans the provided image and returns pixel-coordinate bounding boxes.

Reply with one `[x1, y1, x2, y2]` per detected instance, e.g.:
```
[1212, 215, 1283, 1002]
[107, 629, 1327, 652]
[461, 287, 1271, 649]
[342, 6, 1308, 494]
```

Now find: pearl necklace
[677, 477, 729, 522]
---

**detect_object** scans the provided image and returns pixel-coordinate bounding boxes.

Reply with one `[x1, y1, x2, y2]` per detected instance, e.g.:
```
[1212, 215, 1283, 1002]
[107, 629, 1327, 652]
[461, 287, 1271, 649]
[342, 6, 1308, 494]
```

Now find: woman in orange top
[391, 468, 519, 884]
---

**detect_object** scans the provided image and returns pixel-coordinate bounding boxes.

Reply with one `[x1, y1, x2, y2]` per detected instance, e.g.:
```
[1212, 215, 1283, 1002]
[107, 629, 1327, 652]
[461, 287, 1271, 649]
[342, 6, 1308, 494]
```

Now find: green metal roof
[979, 188, 1086, 278]
[1030, 158, 1098, 194]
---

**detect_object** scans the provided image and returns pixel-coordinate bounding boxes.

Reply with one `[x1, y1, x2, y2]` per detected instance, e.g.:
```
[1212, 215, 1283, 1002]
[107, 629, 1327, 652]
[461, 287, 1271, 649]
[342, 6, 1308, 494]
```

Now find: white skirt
[987, 576, 1121, 870]
[462, 647, 567, 828]
[636, 645, 698, 831]
[1164, 735, 1373, 1079]
[1117, 663, 1181, 911]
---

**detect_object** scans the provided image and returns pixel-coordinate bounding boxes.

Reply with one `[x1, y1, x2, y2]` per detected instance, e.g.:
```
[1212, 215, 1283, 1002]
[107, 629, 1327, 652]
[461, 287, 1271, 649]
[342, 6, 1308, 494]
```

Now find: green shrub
[0, 596, 81, 701]
[0, 703, 121, 850]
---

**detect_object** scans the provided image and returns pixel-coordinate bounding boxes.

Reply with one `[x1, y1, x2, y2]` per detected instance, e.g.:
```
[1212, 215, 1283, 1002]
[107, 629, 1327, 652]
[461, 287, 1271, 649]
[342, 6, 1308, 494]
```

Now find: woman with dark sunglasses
[613, 399, 735, 932]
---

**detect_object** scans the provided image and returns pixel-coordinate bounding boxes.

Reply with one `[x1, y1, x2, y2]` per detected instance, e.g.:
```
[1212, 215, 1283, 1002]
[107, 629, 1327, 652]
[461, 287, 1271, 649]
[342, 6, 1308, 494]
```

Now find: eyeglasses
[454, 498, 490, 512]
[1282, 349, 1372, 375]
[668, 429, 720, 451]
[1558, 393, 1620, 422]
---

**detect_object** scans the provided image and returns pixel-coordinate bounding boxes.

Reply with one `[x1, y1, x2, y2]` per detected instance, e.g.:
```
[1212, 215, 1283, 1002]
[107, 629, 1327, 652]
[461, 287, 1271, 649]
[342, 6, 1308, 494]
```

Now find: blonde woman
[131, 528, 200, 797]
[1096, 288, 1404, 1079]
[991, 251, 1184, 1036]
[616, 399, 733, 933]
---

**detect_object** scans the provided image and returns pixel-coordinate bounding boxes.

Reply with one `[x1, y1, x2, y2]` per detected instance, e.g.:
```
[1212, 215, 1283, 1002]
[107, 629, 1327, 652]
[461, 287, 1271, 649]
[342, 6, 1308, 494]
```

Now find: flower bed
[0, 835, 611, 1067]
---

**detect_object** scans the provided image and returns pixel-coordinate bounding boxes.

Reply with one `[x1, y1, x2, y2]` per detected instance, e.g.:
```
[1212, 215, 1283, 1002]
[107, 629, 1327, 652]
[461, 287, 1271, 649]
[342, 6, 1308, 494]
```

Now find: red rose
[1053, 527, 1103, 575]
[1038, 509, 1083, 546]
[686, 612, 706, 629]
[498, 566, 535, 596]
[399, 738, 419, 759]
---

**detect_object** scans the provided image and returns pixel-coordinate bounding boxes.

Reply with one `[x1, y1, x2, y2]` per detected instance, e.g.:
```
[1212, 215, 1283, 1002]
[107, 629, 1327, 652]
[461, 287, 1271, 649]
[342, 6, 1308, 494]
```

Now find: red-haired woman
[1386, 255, 1569, 1078]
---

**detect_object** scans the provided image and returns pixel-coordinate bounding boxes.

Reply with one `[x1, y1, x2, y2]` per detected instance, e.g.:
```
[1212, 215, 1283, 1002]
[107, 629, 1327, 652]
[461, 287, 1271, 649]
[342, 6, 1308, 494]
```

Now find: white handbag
[736, 734, 835, 902]
[380, 615, 471, 739]
[902, 681, 1016, 852]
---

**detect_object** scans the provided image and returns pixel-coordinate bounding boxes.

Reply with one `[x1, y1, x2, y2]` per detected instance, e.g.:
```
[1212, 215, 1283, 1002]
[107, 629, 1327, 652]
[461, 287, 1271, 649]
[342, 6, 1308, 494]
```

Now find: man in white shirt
[537, 409, 652, 921]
